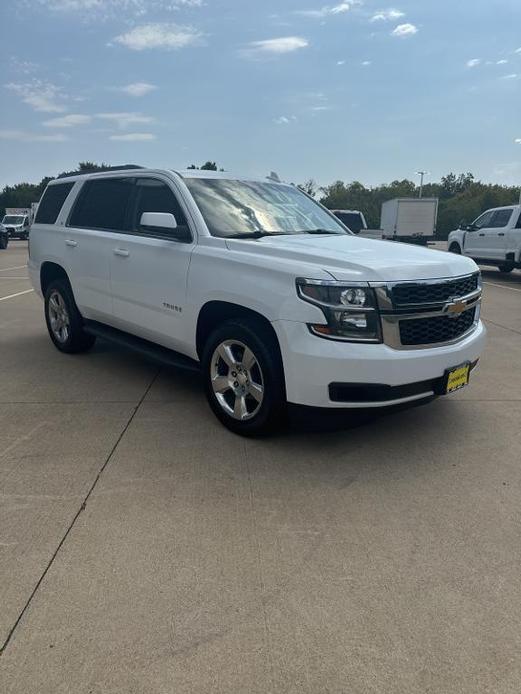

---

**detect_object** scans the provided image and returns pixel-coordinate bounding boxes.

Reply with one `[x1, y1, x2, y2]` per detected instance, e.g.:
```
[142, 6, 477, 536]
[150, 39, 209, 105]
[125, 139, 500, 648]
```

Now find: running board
[84, 321, 200, 373]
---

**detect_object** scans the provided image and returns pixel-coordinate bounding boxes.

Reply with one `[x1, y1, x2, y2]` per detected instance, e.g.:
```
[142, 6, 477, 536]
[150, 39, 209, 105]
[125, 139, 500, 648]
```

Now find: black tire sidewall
[202, 320, 286, 436]
[449, 243, 461, 254]
[44, 279, 94, 353]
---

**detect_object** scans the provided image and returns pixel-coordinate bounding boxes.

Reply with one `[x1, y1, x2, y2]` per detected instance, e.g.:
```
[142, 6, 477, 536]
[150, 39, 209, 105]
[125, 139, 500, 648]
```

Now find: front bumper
[272, 319, 486, 408]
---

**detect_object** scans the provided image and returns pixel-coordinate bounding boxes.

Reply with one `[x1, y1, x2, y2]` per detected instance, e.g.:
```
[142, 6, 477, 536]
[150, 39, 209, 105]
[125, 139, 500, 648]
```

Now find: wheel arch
[196, 301, 282, 361]
[40, 261, 70, 296]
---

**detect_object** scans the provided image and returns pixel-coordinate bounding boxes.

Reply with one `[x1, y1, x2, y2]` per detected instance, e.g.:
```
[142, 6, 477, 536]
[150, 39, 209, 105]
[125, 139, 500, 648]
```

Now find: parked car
[332, 209, 384, 240]
[447, 205, 521, 273]
[29, 168, 485, 435]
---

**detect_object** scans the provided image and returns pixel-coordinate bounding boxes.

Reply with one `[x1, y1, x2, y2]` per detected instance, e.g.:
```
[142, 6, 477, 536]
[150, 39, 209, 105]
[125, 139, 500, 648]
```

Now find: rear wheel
[498, 265, 514, 273]
[44, 279, 96, 353]
[202, 319, 286, 436]
[449, 243, 461, 254]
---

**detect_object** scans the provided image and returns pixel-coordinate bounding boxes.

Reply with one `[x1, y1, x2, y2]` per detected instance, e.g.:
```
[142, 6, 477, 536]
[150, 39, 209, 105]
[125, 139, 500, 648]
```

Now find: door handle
[498, 232, 505, 237]
[478, 233, 485, 237]
[113, 248, 129, 258]
[65, 239, 78, 247]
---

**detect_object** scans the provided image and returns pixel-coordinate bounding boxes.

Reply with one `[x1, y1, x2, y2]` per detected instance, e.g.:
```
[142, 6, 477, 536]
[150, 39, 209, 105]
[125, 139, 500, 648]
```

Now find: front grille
[399, 308, 476, 346]
[392, 274, 479, 306]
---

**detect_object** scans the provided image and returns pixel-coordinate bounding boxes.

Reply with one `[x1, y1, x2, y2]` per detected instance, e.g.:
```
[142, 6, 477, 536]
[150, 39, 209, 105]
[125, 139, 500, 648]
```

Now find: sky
[0, 0, 520, 190]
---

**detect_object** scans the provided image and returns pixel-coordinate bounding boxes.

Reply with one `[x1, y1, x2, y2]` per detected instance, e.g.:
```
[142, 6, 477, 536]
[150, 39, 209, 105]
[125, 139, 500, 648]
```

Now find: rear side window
[69, 178, 133, 231]
[489, 209, 513, 228]
[35, 182, 74, 224]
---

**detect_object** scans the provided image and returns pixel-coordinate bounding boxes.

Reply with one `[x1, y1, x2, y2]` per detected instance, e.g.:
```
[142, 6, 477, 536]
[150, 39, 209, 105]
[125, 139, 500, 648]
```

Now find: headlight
[296, 278, 382, 342]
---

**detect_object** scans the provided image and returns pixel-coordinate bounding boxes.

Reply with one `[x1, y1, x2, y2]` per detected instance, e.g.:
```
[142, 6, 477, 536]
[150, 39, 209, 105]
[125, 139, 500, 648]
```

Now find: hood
[225, 234, 477, 282]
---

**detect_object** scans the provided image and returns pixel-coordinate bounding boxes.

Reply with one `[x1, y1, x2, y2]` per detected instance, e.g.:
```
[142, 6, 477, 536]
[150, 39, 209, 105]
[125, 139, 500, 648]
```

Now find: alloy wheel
[210, 340, 264, 421]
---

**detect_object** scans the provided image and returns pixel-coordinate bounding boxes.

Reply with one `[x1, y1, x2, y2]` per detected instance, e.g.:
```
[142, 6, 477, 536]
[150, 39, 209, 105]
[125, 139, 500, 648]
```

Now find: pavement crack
[483, 318, 521, 337]
[0, 368, 161, 657]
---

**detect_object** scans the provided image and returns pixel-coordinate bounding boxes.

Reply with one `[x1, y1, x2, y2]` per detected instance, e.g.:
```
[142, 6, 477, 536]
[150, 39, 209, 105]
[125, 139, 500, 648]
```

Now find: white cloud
[297, 3, 351, 19]
[33, 0, 203, 21]
[515, 48, 521, 54]
[5, 80, 67, 112]
[118, 82, 157, 97]
[113, 23, 203, 51]
[337, 60, 346, 65]
[361, 60, 372, 66]
[496, 59, 508, 65]
[43, 114, 92, 127]
[501, 73, 518, 80]
[9, 57, 40, 75]
[391, 23, 417, 37]
[274, 115, 297, 125]
[466, 58, 481, 68]
[515, 138, 521, 144]
[109, 132, 156, 141]
[0, 129, 68, 142]
[96, 112, 155, 128]
[371, 8, 404, 22]
[246, 36, 309, 55]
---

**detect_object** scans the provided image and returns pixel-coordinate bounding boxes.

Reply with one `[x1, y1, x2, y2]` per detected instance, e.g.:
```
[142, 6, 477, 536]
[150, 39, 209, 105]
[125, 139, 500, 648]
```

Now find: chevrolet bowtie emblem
[445, 298, 467, 315]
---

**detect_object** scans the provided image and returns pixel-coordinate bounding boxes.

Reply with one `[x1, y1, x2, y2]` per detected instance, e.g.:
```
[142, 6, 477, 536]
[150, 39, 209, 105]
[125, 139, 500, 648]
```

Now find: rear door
[506, 209, 521, 262]
[66, 176, 134, 322]
[109, 175, 196, 353]
[485, 208, 514, 259]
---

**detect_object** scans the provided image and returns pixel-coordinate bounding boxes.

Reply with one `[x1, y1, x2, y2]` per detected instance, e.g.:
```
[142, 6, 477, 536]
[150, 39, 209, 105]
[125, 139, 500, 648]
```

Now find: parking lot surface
[1, 241, 520, 693]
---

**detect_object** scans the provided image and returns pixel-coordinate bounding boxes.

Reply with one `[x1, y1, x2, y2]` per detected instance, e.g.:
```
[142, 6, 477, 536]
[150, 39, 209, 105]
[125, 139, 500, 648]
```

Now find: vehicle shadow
[479, 267, 521, 285]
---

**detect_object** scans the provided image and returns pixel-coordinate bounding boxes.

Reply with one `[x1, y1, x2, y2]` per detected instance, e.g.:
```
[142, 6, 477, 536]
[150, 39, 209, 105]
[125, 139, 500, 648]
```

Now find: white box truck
[380, 198, 438, 245]
[0, 206, 37, 240]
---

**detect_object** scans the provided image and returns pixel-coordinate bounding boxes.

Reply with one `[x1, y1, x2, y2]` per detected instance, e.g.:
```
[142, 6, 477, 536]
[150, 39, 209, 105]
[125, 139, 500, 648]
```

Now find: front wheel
[449, 243, 461, 254]
[498, 265, 514, 273]
[0, 234, 7, 250]
[202, 319, 286, 436]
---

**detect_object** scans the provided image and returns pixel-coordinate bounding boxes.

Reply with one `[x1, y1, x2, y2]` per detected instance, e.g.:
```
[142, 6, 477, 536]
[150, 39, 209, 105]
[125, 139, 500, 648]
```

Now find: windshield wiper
[300, 228, 341, 235]
[230, 231, 294, 239]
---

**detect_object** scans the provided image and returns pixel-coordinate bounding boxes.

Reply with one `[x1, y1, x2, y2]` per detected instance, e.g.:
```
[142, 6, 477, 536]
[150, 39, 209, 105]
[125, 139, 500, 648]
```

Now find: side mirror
[139, 212, 191, 242]
[140, 211, 177, 230]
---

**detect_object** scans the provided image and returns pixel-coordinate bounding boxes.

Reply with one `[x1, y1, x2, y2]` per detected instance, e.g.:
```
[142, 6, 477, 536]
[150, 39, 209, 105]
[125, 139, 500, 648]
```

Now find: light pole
[416, 170, 429, 198]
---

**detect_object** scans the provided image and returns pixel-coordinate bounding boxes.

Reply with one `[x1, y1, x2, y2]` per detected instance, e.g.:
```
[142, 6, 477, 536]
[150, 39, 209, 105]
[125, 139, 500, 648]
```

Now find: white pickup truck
[447, 204, 521, 273]
[29, 168, 485, 435]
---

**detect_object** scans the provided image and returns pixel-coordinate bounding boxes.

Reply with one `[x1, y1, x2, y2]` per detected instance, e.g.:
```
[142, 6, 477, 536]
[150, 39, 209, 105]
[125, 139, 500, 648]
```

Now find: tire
[44, 279, 96, 354]
[498, 265, 514, 273]
[0, 235, 7, 250]
[449, 243, 461, 254]
[202, 318, 287, 436]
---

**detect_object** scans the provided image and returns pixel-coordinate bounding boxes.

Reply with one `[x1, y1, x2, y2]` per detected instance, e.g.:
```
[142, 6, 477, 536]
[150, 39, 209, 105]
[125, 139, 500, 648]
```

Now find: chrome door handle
[498, 232, 505, 236]
[113, 248, 129, 258]
[478, 233, 485, 237]
[65, 239, 78, 247]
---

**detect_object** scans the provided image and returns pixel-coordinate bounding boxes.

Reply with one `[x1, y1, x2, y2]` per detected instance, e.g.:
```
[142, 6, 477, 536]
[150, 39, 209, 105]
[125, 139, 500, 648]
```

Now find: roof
[48, 167, 285, 185]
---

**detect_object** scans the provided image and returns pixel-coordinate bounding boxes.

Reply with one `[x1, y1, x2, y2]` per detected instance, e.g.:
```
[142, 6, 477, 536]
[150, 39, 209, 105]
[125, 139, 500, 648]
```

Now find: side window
[132, 178, 188, 236]
[489, 209, 513, 228]
[516, 212, 521, 229]
[472, 211, 493, 229]
[69, 178, 133, 231]
[35, 182, 74, 224]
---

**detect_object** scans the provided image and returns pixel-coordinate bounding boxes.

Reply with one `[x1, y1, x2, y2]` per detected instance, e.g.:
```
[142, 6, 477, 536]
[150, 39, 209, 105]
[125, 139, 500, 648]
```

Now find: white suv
[29, 167, 486, 435]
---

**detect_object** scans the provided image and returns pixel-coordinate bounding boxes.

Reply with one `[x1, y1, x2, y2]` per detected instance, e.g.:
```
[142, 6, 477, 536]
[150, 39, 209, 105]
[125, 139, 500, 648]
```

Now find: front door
[463, 210, 494, 258]
[109, 175, 196, 354]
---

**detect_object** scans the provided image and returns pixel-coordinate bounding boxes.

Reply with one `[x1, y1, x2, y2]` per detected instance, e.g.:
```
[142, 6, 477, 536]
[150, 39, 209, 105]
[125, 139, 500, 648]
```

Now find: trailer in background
[380, 198, 438, 245]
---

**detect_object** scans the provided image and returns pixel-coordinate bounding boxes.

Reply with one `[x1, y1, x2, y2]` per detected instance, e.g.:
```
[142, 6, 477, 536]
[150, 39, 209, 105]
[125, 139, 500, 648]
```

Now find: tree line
[1, 163, 518, 239]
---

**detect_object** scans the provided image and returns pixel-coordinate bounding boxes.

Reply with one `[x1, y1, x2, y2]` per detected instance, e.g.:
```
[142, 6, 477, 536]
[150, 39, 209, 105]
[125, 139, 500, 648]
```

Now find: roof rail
[57, 164, 144, 179]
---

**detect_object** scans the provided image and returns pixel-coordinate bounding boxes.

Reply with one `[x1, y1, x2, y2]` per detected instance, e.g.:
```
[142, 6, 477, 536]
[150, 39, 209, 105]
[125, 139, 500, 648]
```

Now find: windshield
[3, 215, 25, 225]
[184, 178, 348, 238]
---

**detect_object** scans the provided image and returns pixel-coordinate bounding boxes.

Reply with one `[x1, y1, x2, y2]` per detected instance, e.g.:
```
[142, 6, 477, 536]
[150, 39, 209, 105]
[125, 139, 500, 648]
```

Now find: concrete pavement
[1, 241, 520, 693]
